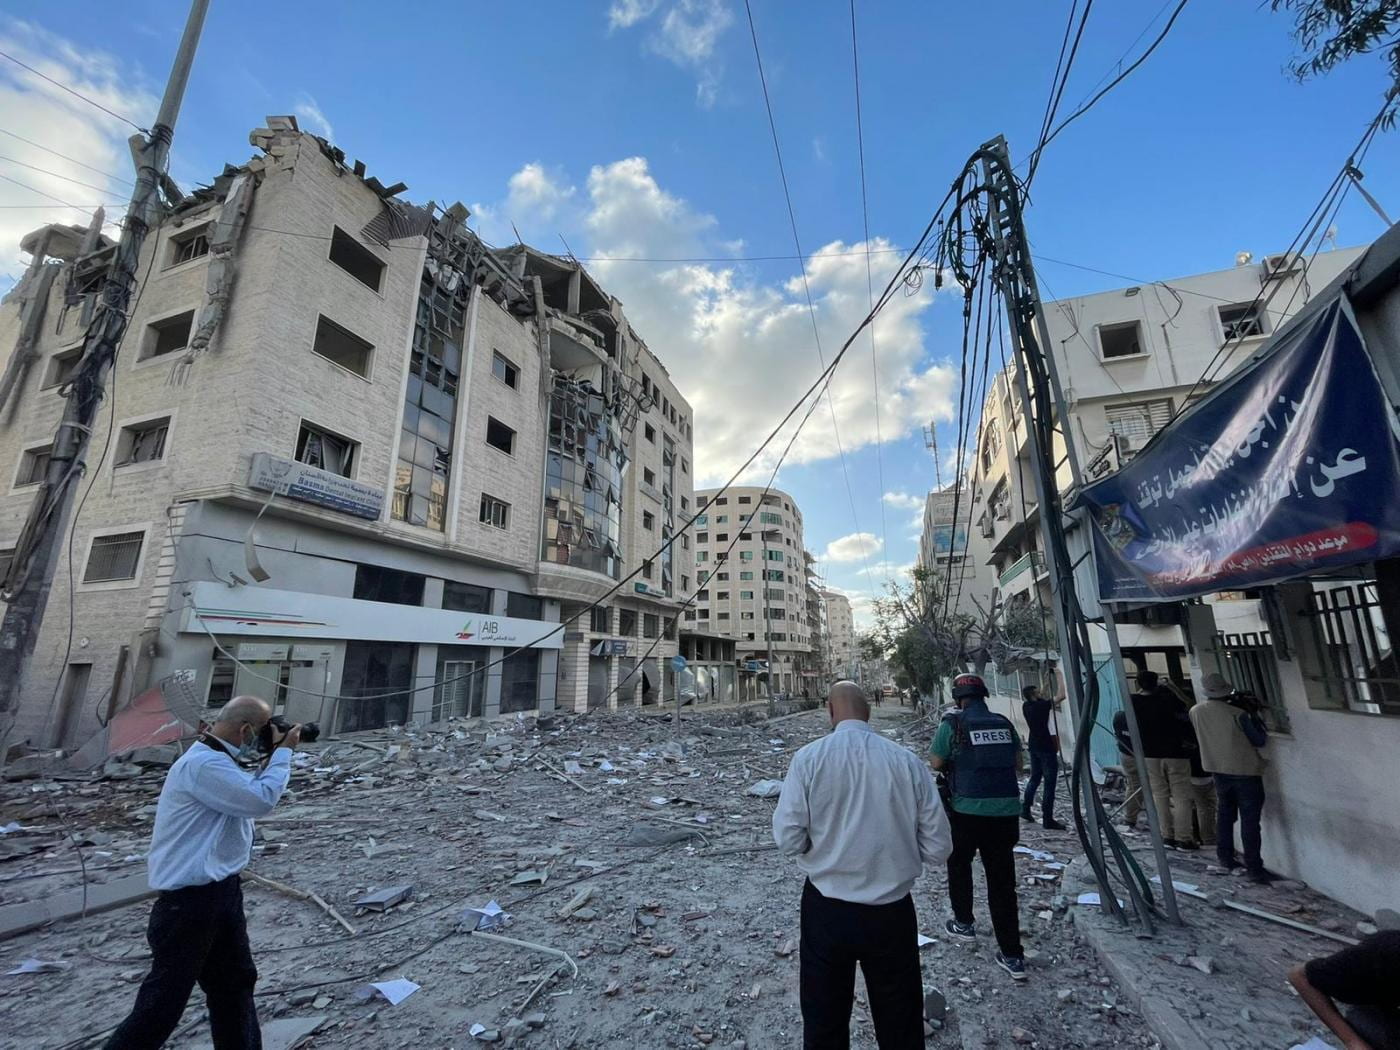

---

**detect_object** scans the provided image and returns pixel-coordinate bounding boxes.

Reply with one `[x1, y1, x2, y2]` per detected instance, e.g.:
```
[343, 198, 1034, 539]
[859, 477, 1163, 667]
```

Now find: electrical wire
[0, 152, 124, 196]
[0, 49, 147, 132]
[0, 171, 96, 212]
[0, 126, 135, 184]
[742, 0, 881, 603]
[1027, 0, 1095, 187]
[1024, 0, 1190, 172]
[848, 0, 891, 585]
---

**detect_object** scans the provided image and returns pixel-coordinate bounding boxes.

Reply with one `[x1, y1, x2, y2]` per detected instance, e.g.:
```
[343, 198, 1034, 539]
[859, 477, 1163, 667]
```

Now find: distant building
[822, 589, 856, 681]
[0, 116, 694, 750]
[917, 486, 994, 623]
[688, 486, 816, 697]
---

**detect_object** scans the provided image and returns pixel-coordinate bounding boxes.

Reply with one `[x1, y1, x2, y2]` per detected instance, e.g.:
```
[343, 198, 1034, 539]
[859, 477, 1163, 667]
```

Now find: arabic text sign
[248, 453, 384, 521]
[1080, 297, 1400, 601]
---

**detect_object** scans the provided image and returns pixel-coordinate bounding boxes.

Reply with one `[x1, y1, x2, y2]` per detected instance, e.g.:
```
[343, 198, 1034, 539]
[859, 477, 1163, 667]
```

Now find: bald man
[773, 681, 952, 1049]
[105, 697, 301, 1050]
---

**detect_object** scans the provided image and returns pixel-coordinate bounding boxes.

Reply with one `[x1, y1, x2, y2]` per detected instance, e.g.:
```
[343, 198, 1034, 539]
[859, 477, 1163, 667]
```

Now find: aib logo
[456, 619, 500, 641]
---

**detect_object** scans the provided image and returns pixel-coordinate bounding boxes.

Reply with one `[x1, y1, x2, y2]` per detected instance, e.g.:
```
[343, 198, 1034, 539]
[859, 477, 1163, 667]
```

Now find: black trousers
[104, 874, 261, 1050]
[946, 810, 1024, 958]
[799, 880, 923, 1049]
[1214, 773, 1266, 874]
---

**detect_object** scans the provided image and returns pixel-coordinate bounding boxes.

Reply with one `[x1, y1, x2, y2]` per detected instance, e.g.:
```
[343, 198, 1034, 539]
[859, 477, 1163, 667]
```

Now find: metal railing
[1212, 631, 1291, 732]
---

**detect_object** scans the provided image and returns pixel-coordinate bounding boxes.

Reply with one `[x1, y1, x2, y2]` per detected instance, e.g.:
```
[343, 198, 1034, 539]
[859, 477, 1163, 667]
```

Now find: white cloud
[607, 0, 733, 108]
[882, 490, 924, 511]
[824, 532, 883, 563]
[608, 0, 661, 29]
[294, 95, 334, 141]
[470, 154, 958, 487]
[0, 19, 157, 288]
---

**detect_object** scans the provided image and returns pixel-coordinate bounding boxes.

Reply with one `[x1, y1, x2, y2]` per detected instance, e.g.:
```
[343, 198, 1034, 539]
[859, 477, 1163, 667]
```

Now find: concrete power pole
[0, 0, 210, 733]
[975, 135, 1180, 926]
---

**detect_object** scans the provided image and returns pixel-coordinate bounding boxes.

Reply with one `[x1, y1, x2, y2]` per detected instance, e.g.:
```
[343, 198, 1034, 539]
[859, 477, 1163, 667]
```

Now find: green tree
[1273, 1, 1400, 122]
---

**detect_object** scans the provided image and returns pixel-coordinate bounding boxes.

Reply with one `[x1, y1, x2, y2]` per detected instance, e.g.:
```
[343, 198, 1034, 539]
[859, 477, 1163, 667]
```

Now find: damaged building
[0, 116, 695, 755]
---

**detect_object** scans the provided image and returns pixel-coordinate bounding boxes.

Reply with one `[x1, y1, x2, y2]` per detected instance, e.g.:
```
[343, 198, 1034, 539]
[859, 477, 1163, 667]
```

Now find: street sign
[671, 655, 687, 672]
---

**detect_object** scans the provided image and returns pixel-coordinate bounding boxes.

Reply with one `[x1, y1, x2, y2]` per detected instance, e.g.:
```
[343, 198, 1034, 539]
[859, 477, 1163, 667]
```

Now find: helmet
[950, 673, 989, 701]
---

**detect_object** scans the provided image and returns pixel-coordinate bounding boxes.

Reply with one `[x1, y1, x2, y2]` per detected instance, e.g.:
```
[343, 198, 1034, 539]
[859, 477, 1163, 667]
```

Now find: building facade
[688, 486, 813, 696]
[0, 116, 693, 752]
[822, 589, 856, 681]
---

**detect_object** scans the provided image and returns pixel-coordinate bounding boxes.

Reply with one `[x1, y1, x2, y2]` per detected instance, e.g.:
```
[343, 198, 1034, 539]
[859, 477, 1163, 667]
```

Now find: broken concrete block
[509, 869, 547, 886]
[128, 745, 180, 768]
[746, 779, 783, 799]
[523, 1012, 546, 1028]
[923, 987, 947, 1021]
[571, 908, 598, 921]
[1011, 1027, 1034, 1044]
[624, 823, 703, 847]
[102, 759, 144, 780]
[493, 757, 514, 773]
[354, 885, 414, 911]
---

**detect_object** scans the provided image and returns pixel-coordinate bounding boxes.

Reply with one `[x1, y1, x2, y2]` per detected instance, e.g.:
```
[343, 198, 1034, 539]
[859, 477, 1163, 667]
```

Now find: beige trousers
[1144, 757, 1194, 842]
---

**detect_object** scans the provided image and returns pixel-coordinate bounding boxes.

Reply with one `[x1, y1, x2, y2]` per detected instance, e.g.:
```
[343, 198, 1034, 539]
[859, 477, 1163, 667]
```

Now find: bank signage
[1080, 297, 1400, 601]
[183, 582, 564, 649]
[248, 453, 384, 521]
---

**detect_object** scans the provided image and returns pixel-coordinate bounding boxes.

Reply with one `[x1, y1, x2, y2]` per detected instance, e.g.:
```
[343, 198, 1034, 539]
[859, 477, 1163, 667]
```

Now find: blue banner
[1080, 297, 1400, 601]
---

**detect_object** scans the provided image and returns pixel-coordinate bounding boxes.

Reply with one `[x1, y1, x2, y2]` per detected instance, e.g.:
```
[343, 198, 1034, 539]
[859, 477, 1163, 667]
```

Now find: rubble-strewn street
[0, 702, 1369, 1050]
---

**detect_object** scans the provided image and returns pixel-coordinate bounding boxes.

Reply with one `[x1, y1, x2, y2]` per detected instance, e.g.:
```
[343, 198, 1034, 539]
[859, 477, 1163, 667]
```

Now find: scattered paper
[1287, 1039, 1334, 1050]
[599, 760, 616, 772]
[470, 1023, 488, 1037]
[1074, 892, 1126, 907]
[461, 900, 512, 931]
[5, 958, 71, 975]
[649, 796, 671, 806]
[606, 778, 627, 786]
[1043, 862, 1066, 871]
[917, 934, 935, 948]
[1150, 876, 1201, 894]
[1013, 846, 1055, 862]
[563, 760, 584, 776]
[0, 823, 32, 835]
[359, 978, 420, 1006]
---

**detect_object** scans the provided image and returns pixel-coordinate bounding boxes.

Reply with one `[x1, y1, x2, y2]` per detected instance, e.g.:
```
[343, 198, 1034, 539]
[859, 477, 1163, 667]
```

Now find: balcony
[998, 550, 1046, 590]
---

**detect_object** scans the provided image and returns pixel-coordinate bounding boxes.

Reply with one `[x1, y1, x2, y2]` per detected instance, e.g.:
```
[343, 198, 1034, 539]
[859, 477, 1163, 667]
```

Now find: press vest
[948, 702, 1019, 801]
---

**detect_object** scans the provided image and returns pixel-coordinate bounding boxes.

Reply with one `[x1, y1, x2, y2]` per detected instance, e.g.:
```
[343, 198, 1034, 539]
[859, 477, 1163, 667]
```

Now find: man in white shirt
[773, 681, 952, 1049]
[105, 696, 301, 1050]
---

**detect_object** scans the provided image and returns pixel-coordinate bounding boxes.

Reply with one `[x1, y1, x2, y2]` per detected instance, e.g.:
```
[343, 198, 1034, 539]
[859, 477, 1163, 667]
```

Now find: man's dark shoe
[1021, 807, 1034, 822]
[1162, 838, 1180, 850]
[1043, 818, 1068, 831]
[1246, 869, 1277, 885]
[944, 918, 977, 941]
[1174, 839, 1200, 852]
[996, 952, 1028, 980]
[1217, 856, 1241, 870]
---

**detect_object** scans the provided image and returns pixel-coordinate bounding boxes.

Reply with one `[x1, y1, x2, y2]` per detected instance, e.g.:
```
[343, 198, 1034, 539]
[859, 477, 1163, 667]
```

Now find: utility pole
[0, 0, 210, 734]
[975, 135, 1180, 926]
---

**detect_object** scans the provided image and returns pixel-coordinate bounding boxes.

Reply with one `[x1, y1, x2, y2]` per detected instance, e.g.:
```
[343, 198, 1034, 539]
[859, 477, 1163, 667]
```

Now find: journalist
[1188, 673, 1273, 884]
[105, 695, 301, 1050]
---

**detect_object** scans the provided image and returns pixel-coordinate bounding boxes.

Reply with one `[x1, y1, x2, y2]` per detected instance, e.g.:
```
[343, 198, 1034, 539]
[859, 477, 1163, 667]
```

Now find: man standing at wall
[773, 681, 952, 1048]
[931, 673, 1028, 980]
[1111, 708, 1145, 830]
[1019, 684, 1066, 830]
[1132, 670, 1198, 849]
[1189, 672, 1274, 884]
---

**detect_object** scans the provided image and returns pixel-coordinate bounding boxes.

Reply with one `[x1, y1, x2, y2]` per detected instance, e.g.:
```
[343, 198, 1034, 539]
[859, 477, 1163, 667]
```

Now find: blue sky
[2, 0, 1398, 625]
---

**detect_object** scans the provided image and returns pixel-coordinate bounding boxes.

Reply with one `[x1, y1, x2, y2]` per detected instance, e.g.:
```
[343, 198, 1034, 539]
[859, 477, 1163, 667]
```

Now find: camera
[257, 715, 320, 754]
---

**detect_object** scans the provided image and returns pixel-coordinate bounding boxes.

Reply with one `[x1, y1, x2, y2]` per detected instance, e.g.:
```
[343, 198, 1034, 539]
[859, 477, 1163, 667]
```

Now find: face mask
[236, 725, 261, 762]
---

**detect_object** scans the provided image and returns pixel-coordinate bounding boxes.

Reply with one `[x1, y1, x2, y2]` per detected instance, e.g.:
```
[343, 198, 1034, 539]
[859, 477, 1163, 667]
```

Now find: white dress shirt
[146, 738, 292, 891]
[772, 718, 952, 905]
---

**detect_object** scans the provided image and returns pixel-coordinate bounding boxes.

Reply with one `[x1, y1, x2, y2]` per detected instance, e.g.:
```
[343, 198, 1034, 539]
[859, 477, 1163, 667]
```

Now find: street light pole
[763, 530, 775, 717]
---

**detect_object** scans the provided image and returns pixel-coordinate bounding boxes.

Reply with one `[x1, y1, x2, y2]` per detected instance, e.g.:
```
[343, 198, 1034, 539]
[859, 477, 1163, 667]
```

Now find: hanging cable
[0, 49, 148, 132]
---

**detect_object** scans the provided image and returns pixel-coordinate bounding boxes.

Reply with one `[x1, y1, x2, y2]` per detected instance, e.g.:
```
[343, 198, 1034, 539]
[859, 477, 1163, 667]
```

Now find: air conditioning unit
[1260, 252, 1302, 282]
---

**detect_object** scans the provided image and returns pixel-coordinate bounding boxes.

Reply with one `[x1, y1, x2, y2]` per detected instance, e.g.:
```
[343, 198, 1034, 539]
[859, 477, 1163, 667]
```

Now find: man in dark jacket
[1131, 671, 1198, 849]
[1019, 685, 1066, 830]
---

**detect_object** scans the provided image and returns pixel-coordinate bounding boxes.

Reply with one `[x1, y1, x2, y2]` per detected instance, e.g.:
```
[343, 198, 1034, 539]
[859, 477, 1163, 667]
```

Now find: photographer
[105, 696, 302, 1049]
[1188, 673, 1273, 885]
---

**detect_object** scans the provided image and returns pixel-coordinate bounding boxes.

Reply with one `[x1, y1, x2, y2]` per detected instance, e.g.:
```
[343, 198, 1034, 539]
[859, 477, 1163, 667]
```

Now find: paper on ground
[470, 1023, 489, 1038]
[598, 760, 616, 772]
[1075, 892, 1126, 907]
[360, 978, 419, 1006]
[5, 958, 71, 975]
[1287, 1039, 1335, 1050]
[1013, 846, 1055, 862]
[461, 899, 512, 931]
[917, 934, 935, 948]
[0, 822, 32, 835]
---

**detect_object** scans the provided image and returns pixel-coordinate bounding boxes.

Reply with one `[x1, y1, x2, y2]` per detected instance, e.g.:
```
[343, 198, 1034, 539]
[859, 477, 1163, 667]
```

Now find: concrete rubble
[0, 703, 1364, 1048]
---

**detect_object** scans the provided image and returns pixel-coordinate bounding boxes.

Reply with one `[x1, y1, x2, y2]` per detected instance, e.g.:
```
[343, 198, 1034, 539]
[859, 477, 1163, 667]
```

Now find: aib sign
[457, 618, 500, 642]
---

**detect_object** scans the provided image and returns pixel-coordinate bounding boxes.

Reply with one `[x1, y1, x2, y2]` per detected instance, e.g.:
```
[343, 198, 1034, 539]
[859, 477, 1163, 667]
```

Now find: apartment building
[917, 486, 994, 623]
[822, 589, 856, 681]
[688, 486, 814, 696]
[0, 116, 692, 751]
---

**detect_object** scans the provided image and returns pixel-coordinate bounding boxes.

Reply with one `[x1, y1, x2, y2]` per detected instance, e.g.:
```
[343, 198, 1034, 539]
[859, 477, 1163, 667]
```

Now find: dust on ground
[0, 702, 1190, 1049]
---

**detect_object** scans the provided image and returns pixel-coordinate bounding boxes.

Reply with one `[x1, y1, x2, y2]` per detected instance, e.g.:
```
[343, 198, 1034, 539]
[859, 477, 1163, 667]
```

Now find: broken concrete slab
[0, 872, 153, 941]
[353, 884, 414, 911]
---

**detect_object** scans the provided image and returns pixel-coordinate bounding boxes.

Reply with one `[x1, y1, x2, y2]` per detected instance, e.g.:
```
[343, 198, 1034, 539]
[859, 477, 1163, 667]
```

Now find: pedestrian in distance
[773, 681, 952, 1048]
[1189, 672, 1275, 884]
[1288, 928, 1400, 1050]
[1110, 707, 1145, 830]
[1132, 670, 1199, 850]
[1019, 684, 1067, 830]
[104, 696, 303, 1050]
[930, 673, 1029, 980]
